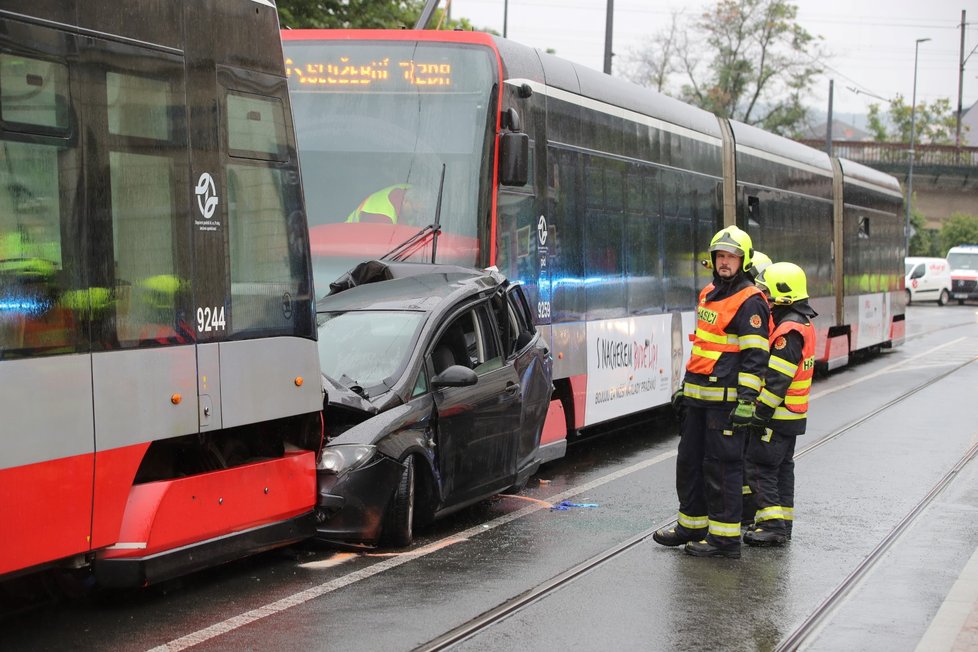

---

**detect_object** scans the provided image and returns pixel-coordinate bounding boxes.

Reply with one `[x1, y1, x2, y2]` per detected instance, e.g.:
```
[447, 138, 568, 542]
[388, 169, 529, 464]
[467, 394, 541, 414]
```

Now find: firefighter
[743, 262, 817, 546]
[749, 250, 772, 281]
[655, 226, 771, 559]
[345, 184, 412, 224]
[741, 249, 773, 529]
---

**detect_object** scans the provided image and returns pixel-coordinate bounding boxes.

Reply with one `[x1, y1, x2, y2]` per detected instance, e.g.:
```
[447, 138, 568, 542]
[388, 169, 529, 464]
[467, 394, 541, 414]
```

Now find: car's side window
[431, 305, 502, 376]
[411, 367, 428, 398]
[472, 305, 502, 373]
[507, 286, 537, 351]
[490, 291, 517, 358]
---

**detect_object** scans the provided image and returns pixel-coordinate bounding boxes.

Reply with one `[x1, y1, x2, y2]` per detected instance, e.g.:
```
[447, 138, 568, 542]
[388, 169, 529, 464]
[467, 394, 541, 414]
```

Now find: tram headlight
[319, 444, 377, 476]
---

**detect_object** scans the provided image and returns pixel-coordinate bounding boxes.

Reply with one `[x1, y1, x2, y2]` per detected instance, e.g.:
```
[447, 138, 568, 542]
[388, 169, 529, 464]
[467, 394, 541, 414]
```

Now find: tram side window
[106, 70, 189, 347]
[0, 54, 82, 358]
[226, 91, 304, 337]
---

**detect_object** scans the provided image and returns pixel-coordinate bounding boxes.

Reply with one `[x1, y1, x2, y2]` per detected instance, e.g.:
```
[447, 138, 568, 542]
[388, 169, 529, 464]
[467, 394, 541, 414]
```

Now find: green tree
[866, 95, 960, 146]
[940, 213, 978, 255]
[276, 0, 482, 30]
[908, 207, 939, 257]
[623, 0, 824, 135]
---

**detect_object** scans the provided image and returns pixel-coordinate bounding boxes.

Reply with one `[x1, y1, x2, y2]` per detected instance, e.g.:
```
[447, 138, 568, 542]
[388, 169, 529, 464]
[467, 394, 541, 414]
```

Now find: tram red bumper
[94, 450, 316, 587]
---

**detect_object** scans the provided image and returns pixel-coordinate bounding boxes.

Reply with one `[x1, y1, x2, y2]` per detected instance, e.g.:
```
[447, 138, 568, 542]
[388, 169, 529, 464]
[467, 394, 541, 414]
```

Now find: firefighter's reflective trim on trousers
[742, 484, 751, 495]
[738, 333, 770, 351]
[684, 383, 737, 402]
[768, 354, 798, 378]
[678, 512, 709, 530]
[754, 505, 785, 523]
[708, 520, 742, 539]
[783, 506, 794, 522]
[738, 371, 762, 392]
[760, 427, 773, 442]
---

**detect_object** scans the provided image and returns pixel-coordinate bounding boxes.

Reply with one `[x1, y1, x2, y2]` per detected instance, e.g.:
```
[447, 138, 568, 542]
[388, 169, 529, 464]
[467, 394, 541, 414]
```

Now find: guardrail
[795, 140, 978, 168]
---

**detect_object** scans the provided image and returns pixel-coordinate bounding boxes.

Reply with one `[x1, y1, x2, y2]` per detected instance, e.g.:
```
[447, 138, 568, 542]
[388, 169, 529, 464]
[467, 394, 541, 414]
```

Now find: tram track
[413, 350, 978, 652]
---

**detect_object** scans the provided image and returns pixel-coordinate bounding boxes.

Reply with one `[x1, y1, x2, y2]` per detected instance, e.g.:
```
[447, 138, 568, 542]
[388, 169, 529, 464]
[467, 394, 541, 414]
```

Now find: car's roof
[317, 262, 502, 313]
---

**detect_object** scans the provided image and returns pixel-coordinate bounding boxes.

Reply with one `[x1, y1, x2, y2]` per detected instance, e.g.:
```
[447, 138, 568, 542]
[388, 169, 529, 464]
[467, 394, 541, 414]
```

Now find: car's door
[491, 284, 552, 474]
[431, 302, 521, 506]
[909, 263, 925, 299]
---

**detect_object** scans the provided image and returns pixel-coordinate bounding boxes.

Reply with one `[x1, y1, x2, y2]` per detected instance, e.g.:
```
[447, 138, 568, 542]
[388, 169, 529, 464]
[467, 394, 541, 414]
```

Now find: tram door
[496, 81, 550, 336]
[86, 39, 198, 549]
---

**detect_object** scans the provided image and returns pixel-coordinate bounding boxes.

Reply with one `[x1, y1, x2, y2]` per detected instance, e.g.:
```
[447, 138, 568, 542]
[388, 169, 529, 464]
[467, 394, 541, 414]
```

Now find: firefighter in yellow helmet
[749, 250, 772, 281]
[743, 262, 817, 546]
[655, 225, 771, 559]
[741, 249, 772, 526]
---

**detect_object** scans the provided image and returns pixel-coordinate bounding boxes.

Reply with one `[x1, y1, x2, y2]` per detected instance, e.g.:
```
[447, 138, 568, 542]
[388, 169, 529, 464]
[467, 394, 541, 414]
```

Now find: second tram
[281, 29, 904, 464]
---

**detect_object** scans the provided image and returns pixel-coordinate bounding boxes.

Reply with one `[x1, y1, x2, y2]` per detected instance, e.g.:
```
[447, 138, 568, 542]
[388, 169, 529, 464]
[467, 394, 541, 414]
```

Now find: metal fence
[795, 140, 978, 168]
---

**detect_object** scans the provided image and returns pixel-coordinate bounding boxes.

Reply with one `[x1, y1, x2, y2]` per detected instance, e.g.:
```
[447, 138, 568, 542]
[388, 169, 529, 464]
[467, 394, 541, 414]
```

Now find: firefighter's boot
[684, 539, 741, 559]
[653, 526, 698, 547]
[743, 526, 787, 547]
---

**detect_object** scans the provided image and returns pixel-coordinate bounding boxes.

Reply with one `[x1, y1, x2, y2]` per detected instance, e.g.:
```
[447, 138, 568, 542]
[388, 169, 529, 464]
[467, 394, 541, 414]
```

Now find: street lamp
[906, 37, 930, 254]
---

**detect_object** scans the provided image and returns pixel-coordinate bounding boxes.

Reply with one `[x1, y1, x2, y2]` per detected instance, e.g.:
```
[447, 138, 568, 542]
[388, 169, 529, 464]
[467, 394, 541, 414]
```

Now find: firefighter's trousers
[744, 427, 797, 534]
[675, 404, 746, 550]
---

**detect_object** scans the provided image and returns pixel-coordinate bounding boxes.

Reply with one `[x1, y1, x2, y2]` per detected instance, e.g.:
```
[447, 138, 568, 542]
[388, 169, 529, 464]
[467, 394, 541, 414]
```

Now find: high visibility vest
[687, 284, 764, 375]
[345, 184, 410, 224]
[770, 319, 816, 419]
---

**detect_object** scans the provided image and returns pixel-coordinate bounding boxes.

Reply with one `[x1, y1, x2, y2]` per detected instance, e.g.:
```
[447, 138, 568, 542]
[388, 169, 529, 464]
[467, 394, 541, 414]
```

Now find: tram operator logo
[195, 172, 219, 220]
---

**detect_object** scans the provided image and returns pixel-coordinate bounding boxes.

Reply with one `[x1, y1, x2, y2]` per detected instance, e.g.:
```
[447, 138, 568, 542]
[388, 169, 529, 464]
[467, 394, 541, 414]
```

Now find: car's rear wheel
[383, 455, 415, 547]
[938, 289, 950, 306]
[905, 289, 912, 305]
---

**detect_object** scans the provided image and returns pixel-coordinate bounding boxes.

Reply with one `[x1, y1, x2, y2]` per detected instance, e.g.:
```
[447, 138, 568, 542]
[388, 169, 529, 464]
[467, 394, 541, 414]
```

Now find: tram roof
[493, 35, 723, 141]
[837, 158, 903, 196]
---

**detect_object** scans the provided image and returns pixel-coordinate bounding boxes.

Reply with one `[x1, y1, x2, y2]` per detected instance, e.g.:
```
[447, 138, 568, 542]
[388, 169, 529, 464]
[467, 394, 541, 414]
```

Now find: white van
[947, 245, 978, 304]
[905, 257, 952, 305]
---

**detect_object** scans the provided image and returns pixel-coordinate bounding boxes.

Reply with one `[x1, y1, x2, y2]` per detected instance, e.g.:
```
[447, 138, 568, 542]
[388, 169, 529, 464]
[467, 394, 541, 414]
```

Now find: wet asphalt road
[3, 303, 978, 652]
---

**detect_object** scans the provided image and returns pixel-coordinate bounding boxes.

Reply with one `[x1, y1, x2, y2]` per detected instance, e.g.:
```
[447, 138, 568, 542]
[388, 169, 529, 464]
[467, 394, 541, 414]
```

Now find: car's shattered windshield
[317, 310, 425, 393]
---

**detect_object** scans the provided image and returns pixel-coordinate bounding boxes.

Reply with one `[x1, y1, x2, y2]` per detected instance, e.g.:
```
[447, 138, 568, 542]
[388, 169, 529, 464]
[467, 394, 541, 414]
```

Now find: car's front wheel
[938, 289, 950, 306]
[383, 455, 415, 547]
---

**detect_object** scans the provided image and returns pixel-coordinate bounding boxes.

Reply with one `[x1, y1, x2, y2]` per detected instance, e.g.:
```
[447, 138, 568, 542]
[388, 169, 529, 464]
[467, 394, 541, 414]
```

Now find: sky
[446, 0, 978, 124]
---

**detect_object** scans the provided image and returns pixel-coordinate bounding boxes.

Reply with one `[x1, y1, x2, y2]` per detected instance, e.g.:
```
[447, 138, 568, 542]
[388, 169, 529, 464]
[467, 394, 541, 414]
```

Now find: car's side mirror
[432, 365, 478, 388]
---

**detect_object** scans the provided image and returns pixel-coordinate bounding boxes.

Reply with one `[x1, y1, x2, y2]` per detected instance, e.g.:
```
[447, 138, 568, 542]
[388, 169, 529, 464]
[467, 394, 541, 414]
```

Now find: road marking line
[148, 449, 678, 652]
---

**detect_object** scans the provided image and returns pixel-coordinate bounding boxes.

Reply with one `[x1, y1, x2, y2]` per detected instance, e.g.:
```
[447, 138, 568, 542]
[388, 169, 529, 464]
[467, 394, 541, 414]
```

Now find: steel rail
[415, 353, 978, 652]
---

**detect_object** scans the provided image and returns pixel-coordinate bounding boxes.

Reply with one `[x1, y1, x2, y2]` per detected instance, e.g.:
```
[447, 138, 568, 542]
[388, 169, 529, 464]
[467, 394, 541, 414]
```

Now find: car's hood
[322, 373, 380, 415]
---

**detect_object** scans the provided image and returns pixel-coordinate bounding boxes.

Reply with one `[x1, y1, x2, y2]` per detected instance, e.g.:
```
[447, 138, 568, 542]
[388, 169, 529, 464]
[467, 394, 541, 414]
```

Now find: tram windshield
[284, 40, 496, 290]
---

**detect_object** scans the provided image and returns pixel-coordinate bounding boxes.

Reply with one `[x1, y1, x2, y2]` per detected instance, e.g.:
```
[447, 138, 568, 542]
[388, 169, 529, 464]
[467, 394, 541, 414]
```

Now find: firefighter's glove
[729, 399, 756, 430]
[749, 413, 770, 438]
[670, 388, 686, 420]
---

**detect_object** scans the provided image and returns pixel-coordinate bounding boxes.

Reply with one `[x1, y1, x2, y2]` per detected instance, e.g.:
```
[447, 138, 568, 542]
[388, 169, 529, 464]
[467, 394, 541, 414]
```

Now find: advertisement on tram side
[584, 313, 685, 426]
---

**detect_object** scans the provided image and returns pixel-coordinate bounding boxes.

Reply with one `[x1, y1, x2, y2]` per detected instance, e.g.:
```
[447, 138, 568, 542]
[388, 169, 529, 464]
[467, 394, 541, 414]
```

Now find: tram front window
[284, 40, 496, 287]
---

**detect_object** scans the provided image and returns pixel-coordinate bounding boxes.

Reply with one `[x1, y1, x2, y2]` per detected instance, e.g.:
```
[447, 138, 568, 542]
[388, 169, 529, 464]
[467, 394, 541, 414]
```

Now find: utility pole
[907, 38, 930, 255]
[956, 10, 966, 163]
[503, 0, 508, 38]
[826, 79, 834, 157]
[603, 0, 614, 75]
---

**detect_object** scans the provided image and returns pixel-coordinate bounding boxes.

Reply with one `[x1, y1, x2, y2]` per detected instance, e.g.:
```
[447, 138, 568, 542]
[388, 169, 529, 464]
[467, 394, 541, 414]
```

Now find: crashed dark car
[314, 261, 553, 547]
